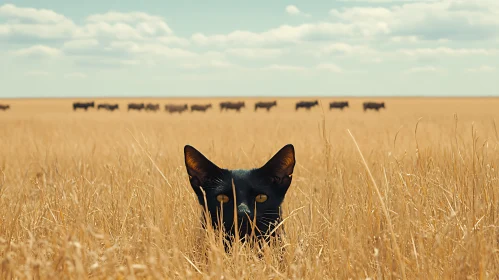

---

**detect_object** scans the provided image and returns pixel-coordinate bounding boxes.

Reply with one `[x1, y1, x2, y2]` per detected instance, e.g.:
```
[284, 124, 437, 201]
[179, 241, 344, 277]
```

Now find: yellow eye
[217, 194, 230, 203]
[255, 194, 268, 203]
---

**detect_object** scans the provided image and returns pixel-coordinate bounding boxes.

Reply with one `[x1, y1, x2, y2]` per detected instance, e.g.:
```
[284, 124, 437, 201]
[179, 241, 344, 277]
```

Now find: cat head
[184, 144, 295, 240]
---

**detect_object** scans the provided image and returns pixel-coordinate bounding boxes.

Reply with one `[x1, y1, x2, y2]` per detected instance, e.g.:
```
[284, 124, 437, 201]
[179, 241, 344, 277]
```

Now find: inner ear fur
[184, 145, 222, 187]
[260, 144, 295, 178]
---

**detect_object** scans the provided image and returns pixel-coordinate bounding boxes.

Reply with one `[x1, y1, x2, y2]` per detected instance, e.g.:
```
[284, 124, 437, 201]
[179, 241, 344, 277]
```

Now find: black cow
[107, 104, 119, 111]
[191, 104, 212, 112]
[295, 100, 318, 111]
[0, 104, 10, 111]
[145, 103, 160, 112]
[221, 101, 245, 112]
[363, 102, 385, 111]
[128, 103, 145, 111]
[254, 101, 277, 112]
[98, 103, 119, 111]
[165, 104, 188, 114]
[73, 101, 95, 111]
[219, 102, 229, 111]
[329, 101, 349, 110]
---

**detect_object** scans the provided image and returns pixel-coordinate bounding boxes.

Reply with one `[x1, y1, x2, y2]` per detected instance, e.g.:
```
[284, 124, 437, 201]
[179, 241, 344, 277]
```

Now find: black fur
[184, 144, 295, 247]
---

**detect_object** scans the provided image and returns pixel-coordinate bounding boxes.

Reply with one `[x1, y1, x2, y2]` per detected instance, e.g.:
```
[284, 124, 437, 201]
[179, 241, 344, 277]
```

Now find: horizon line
[1, 95, 498, 100]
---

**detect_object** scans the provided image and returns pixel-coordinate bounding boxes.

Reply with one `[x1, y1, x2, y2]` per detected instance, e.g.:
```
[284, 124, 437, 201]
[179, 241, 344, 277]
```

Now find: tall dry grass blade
[182, 253, 203, 275]
[347, 129, 407, 280]
[493, 119, 499, 142]
[127, 129, 172, 189]
[232, 178, 240, 254]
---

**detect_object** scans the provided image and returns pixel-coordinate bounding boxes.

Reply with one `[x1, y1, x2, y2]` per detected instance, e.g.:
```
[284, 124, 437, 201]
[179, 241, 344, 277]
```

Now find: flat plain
[0, 97, 498, 279]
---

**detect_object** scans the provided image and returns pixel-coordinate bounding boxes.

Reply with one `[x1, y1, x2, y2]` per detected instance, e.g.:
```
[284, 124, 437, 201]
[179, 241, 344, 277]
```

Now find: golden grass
[0, 97, 498, 279]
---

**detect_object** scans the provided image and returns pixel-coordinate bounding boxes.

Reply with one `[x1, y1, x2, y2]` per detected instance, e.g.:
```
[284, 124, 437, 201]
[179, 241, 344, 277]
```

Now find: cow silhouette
[98, 103, 119, 111]
[128, 103, 145, 111]
[295, 100, 318, 111]
[329, 101, 349, 110]
[254, 101, 277, 112]
[220, 101, 245, 112]
[191, 104, 212, 112]
[145, 103, 160, 112]
[363, 102, 385, 111]
[73, 101, 95, 111]
[165, 104, 188, 114]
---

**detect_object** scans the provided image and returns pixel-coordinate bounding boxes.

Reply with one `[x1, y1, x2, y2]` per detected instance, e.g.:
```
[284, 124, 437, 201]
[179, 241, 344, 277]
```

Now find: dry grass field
[0, 97, 498, 279]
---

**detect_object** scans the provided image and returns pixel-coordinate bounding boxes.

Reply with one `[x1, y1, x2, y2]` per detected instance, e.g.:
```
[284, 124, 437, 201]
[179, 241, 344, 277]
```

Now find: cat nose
[237, 203, 251, 217]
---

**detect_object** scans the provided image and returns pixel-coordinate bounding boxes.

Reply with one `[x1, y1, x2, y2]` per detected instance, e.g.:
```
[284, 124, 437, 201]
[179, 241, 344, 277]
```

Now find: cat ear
[260, 144, 295, 181]
[184, 145, 222, 188]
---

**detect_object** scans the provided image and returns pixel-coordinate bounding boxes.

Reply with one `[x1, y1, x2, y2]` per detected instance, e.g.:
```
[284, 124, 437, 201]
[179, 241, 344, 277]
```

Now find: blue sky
[1, 0, 498, 98]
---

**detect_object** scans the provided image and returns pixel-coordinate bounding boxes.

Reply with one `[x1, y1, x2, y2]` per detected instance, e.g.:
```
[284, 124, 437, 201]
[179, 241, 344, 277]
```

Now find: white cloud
[0, 4, 71, 24]
[0, 4, 176, 43]
[12, 45, 62, 57]
[63, 39, 99, 50]
[191, 23, 359, 46]
[180, 58, 235, 70]
[120, 59, 141, 65]
[75, 22, 143, 40]
[64, 72, 87, 79]
[226, 48, 284, 58]
[25, 71, 50, 77]
[109, 41, 196, 58]
[319, 43, 376, 56]
[0, 4, 75, 39]
[390, 36, 420, 43]
[87, 12, 167, 26]
[330, 7, 392, 22]
[158, 36, 190, 46]
[466, 65, 496, 73]
[330, 1, 499, 41]
[399, 47, 497, 56]
[285, 5, 310, 17]
[263, 64, 306, 71]
[180, 63, 201, 69]
[317, 63, 343, 73]
[210, 59, 233, 68]
[405, 66, 440, 73]
[286, 5, 300, 15]
[0, 25, 8, 35]
[75, 11, 172, 41]
[0, 22, 74, 39]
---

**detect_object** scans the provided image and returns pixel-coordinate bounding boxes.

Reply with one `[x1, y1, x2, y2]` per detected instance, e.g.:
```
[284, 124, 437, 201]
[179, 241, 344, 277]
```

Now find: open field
[0, 97, 498, 279]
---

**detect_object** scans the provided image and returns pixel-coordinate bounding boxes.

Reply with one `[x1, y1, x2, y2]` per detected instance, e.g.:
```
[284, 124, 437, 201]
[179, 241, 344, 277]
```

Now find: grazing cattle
[107, 104, 119, 111]
[73, 101, 95, 111]
[0, 104, 10, 111]
[98, 103, 119, 111]
[329, 101, 349, 110]
[145, 103, 160, 112]
[219, 101, 229, 111]
[221, 101, 245, 112]
[363, 102, 385, 111]
[128, 103, 145, 111]
[191, 104, 212, 112]
[254, 101, 277, 112]
[165, 104, 188, 114]
[295, 100, 318, 111]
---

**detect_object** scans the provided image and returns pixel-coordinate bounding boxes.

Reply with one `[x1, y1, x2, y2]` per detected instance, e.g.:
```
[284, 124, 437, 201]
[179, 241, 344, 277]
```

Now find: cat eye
[216, 194, 230, 203]
[255, 194, 268, 203]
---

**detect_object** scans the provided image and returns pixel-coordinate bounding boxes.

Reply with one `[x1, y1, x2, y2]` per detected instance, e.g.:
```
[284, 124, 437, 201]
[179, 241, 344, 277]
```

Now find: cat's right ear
[184, 145, 222, 189]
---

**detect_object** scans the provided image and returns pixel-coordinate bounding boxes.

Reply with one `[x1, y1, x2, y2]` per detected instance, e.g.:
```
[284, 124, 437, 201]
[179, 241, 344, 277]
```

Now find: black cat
[184, 144, 295, 246]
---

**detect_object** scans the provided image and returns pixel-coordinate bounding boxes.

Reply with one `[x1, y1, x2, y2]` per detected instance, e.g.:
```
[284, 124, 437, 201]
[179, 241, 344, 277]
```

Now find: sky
[1, 0, 498, 98]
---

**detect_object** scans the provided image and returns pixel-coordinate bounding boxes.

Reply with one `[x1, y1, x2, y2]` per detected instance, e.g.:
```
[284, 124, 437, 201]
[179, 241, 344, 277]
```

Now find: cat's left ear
[184, 145, 222, 190]
[260, 144, 295, 185]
